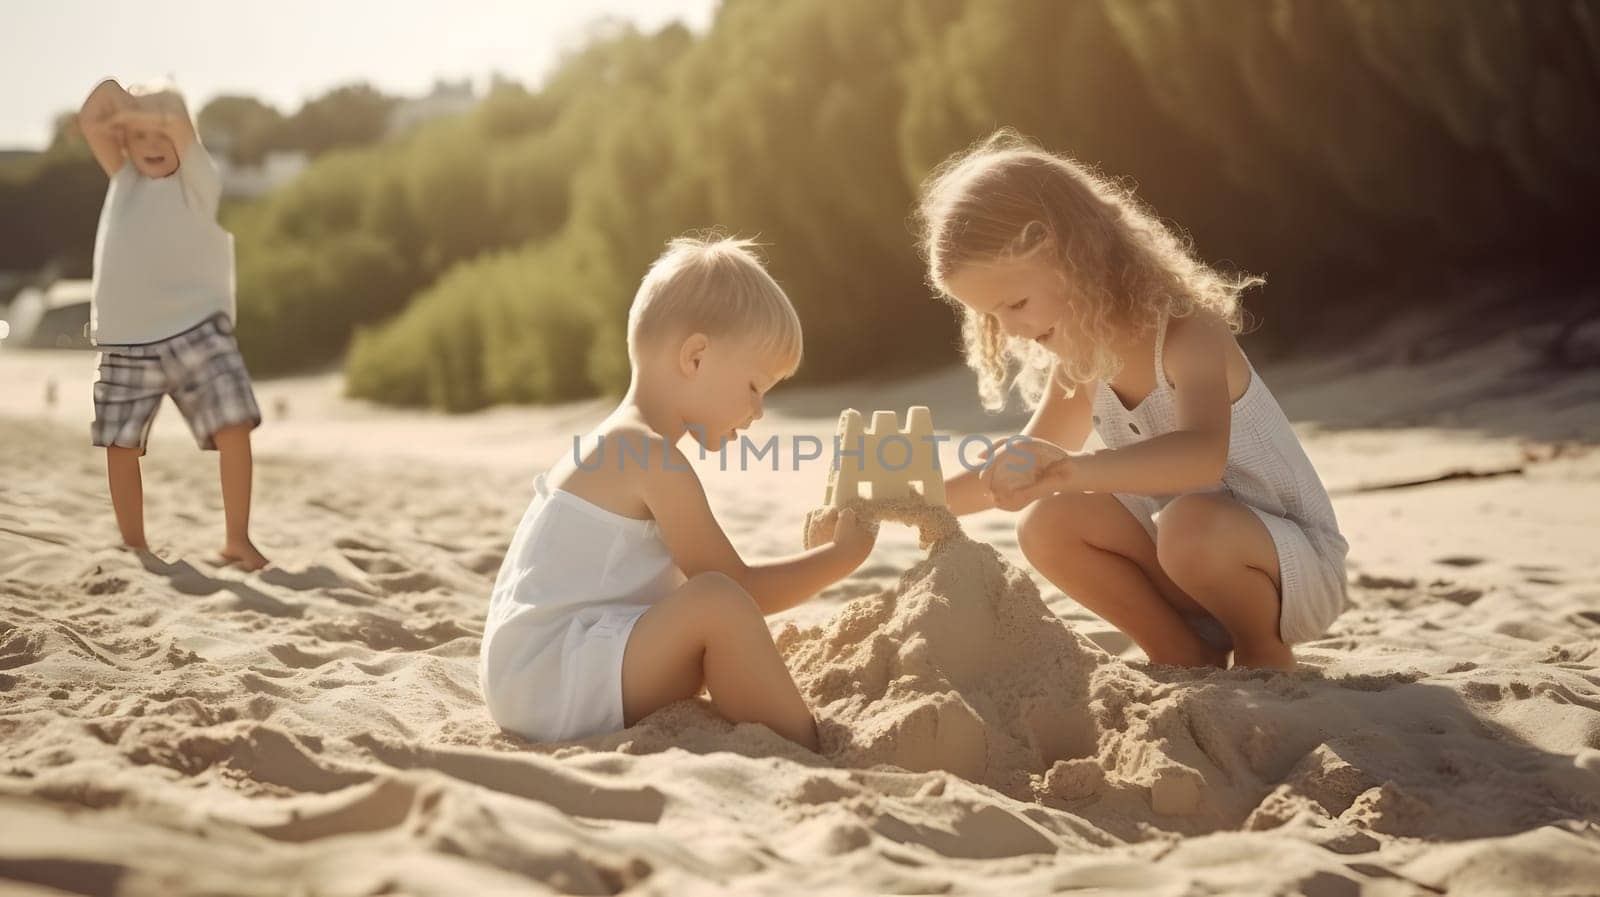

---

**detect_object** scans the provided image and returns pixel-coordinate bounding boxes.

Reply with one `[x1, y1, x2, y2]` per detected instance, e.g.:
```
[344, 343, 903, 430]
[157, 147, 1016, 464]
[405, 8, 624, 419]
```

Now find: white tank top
[91, 143, 235, 346]
[478, 472, 685, 740]
[1090, 314, 1349, 569]
[482, 473, 684, 638]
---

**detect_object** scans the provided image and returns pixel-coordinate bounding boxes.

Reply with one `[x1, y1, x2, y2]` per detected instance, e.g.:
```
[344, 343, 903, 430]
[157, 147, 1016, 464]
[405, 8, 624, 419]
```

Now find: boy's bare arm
[735, 513, 873, 615]
[112, 90, 197, 156]
[643, 446, 872, 615]
[78, 79, 130, 177]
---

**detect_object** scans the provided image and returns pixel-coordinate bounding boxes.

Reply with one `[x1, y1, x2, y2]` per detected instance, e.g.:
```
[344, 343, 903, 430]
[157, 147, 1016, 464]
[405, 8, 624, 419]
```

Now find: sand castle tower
[823, 406, 947, 508]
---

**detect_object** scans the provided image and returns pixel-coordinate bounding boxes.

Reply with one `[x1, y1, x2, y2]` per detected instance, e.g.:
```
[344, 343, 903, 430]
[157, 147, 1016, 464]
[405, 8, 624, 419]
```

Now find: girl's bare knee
[1155, 494, 1232, 583]
[1017, 494, 1085, 561]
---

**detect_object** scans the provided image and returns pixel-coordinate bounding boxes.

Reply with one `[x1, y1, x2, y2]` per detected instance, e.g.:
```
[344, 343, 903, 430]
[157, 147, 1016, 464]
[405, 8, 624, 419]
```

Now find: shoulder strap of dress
[1153, 313, 1171, 388]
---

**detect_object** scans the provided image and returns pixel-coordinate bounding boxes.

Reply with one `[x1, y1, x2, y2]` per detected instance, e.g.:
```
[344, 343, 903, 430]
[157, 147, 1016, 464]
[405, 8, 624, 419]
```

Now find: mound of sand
[786, 499, 1600, 843]
[792, 499, 1102, 798]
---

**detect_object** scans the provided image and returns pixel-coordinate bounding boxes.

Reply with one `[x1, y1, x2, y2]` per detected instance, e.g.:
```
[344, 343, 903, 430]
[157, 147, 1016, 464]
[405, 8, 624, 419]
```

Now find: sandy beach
[2, 321, 1598, 896]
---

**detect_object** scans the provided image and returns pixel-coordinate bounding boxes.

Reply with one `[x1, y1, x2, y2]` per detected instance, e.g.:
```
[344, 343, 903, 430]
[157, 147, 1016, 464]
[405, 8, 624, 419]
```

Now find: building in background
[2, 278, 92, 349]
[386, 79, 477, 137]
[213, 149, 310, 200]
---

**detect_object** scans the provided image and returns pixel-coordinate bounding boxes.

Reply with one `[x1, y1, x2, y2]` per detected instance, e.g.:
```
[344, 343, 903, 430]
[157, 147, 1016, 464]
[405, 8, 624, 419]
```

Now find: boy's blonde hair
[627, 234, 803, 376]
[915, 129, 1262, 412]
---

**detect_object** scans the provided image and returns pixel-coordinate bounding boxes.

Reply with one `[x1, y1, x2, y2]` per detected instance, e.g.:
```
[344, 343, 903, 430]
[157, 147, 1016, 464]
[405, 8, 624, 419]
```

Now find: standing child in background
[921, 130, 1349, 670]
[479, 235, 876, 750]
[78, 79, 267, 570]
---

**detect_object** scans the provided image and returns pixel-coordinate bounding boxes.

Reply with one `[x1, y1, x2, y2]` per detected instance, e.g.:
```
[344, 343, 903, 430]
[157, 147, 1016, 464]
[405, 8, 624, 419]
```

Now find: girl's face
[943, 253, 1076, 354]
[124, 126, 179, 179]
[679, 335, 787, 451]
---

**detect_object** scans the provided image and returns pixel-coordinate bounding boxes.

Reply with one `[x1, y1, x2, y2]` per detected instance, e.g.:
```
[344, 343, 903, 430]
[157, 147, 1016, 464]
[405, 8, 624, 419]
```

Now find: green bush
[268, 0, 1600, 407]
[345, 240, 611, 410]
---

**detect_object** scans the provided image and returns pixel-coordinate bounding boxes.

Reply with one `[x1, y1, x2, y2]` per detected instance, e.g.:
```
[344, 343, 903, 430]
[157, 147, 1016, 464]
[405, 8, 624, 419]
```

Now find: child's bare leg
[212, 424, 267, 571]
[1018, 492, 1226, 667]
[105, 446, 147, 549]
[622, 572, 819, 750]
[1155, 493, 1294, 670]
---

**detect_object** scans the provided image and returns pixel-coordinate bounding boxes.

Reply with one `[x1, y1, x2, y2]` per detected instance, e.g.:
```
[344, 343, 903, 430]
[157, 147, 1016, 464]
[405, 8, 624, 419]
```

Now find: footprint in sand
[304, 613, 473, 652]
[456, 548, 505, 576]
[340, 551, 408, 576]
[332, 537, 383, 553]
[1353, 573, 1418, 590]
[266, 642, 361, 670]
[370, 570, 448, 594]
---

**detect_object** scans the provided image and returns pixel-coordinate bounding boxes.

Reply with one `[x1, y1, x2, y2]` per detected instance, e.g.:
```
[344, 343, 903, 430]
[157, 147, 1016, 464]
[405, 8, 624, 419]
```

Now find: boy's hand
[111, 100, 168, 131]
[982, 437, 1072, 511]
[830, 508, 878, 566]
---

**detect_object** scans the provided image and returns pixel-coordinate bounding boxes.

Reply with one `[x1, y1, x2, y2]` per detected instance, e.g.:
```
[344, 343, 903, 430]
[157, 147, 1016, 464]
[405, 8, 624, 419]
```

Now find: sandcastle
[803, 406, 950, 550]
[791, 407, 1109, 798]
[786, 407, 1287, 825]
[823, 407, 946, 507]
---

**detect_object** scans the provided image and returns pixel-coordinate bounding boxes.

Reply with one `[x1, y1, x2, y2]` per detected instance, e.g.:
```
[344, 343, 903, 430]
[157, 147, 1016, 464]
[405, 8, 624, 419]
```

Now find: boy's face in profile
[681, 336, 784, 451]
[123, 124, 178, 179]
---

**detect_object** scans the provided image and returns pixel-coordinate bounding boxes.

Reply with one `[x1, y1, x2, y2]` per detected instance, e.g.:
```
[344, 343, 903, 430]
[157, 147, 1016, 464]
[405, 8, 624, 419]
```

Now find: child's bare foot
[219, 539, 269, 571]
[1231, 641, 1295, 671]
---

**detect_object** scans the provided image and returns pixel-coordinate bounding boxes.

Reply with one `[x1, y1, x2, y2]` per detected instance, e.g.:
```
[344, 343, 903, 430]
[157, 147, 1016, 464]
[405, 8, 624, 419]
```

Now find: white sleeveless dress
[1090, 315, 1350, 645]
[479, 473, 684, 742]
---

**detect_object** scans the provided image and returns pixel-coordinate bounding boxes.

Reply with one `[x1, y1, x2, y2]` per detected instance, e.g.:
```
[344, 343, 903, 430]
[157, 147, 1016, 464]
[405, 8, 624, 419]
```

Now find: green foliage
[276, 84, 397, 156]
[344, 0, 1600, 409]
[196, 95, 286, 164]
[198, 84, 399, 162]
[345, 237, 614, 410]
[12, 2, 1600, 411]
[0, 142, 102, 276]
[232, 229, 411, 371]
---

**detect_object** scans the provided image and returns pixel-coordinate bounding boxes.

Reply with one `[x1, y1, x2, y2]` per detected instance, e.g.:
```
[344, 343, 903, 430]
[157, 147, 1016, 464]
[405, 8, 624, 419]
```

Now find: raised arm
[944, 364, 1094, 515]
[643, 440, 875, 615]
[112, 89, 197, 157]
[78, 79, 131, 177]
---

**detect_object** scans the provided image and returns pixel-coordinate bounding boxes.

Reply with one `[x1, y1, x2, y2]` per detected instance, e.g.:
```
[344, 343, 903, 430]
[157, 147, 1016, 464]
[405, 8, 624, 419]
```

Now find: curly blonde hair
[915, 129, 1262, 411]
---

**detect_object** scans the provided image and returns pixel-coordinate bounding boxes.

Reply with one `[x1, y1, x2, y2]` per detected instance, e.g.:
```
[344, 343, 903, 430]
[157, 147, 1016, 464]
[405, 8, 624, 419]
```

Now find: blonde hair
[916, 129, 1262, 411]
[627, 233, 803, 376]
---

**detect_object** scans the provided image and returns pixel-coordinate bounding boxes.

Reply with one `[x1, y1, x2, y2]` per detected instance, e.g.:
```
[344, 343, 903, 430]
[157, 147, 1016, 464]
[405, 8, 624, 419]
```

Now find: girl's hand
[1015, 454, 1074, 508]
[982, 437, 1072, 511]
[830, 508, 878, 566]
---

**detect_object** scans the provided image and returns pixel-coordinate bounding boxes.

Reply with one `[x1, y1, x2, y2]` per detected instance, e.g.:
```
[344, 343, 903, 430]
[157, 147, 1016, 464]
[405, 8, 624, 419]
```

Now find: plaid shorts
[92, 313, 262, 454]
